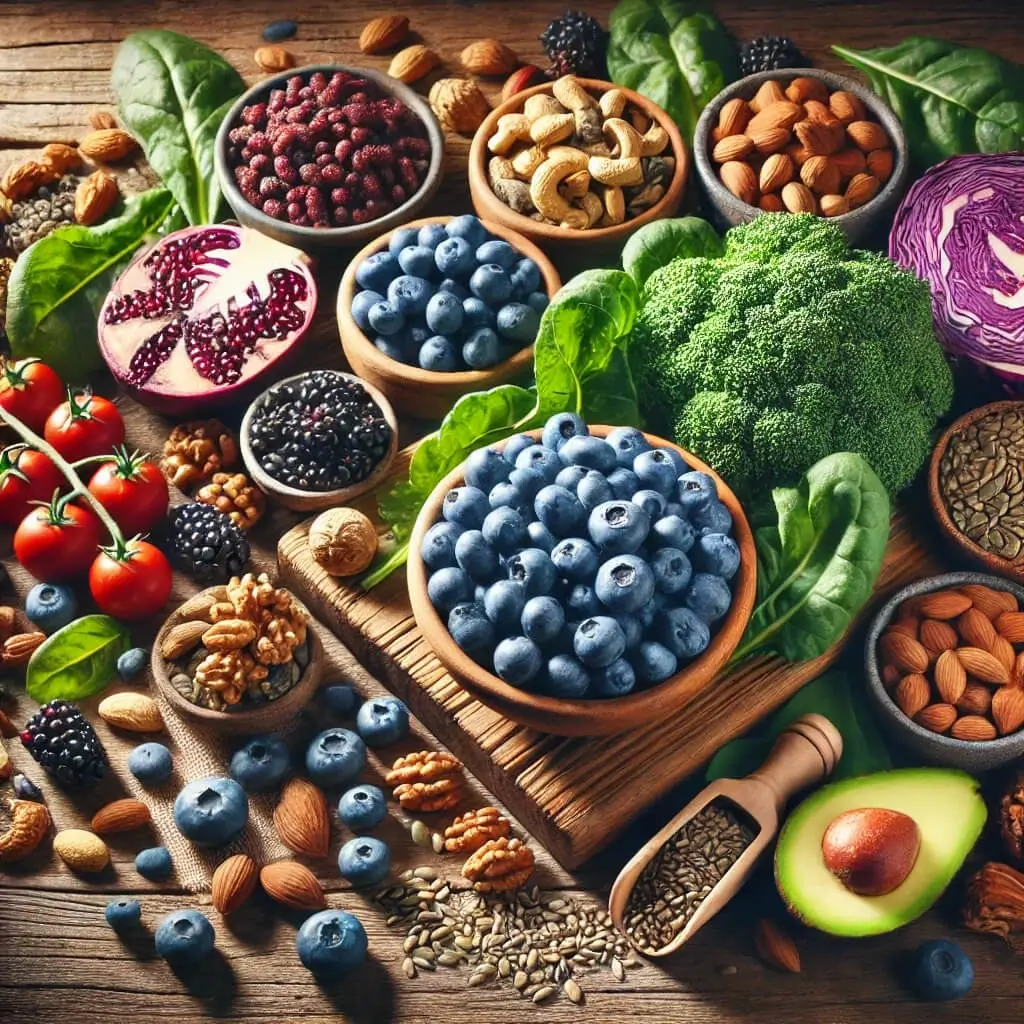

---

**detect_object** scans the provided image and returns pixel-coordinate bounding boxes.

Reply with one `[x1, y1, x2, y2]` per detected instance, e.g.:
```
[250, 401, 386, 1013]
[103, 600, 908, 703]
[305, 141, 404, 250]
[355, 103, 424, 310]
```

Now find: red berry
[259, 176, 286, 197]
[333, 206, 351, 226]
[321, 163, 343, 183]
[299, 163, 321, 186]
[262, 198, 285, 218]
[286, 201, 302, 222]
[249, 153, 272, 173]
[242, 103, 268, 126]
[330, 187, 352, 206]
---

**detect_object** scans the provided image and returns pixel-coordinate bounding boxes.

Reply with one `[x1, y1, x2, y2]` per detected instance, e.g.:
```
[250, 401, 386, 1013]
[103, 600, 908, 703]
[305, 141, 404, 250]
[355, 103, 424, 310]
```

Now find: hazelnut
[308, 507, 378, 576]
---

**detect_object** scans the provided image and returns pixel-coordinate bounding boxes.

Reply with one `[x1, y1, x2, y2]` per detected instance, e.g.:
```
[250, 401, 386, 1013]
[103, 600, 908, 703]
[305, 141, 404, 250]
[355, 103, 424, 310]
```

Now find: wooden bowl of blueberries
[337, 215, 561, 421]
[406, 416, 757, 736]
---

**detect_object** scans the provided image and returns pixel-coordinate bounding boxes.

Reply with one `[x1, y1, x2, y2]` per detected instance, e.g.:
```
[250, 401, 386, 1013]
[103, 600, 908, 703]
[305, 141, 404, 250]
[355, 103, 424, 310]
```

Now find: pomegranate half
[98, 225, 317, 413]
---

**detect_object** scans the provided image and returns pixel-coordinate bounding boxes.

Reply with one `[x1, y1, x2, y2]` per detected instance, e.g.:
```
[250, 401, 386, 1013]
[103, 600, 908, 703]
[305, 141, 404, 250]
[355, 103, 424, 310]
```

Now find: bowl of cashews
[468, 75, 688, 247]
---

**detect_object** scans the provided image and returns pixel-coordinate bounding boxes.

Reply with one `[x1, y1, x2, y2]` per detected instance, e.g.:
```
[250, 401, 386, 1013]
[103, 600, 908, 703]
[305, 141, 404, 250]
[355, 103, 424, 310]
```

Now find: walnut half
[963, 861, 1024, 939]
[1000, 769, 1024, 865]
[462, 836, 535, 893]
[161, 419, 239, 491]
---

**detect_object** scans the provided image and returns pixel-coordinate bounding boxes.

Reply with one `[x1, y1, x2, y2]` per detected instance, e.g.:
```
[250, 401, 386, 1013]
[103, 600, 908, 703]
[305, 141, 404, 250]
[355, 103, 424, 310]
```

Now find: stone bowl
[693, 68, 909, 245]
[864, 571, 1024, 771]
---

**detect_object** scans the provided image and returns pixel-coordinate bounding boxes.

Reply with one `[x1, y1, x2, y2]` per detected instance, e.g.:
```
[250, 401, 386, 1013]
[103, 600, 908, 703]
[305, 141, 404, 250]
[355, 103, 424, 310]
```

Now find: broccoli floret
[632, 213, 954, 499]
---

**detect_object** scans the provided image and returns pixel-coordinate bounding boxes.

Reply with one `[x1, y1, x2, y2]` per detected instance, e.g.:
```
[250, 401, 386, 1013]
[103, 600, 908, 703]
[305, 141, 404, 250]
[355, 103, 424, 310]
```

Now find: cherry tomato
[0, 445, 64, 525]
[14, 498, 102, 580]
[89, 539, 173, 620]
[0, 358, 64, 432]
[87, 448, 169, 537]
[44, 389, 125, 463]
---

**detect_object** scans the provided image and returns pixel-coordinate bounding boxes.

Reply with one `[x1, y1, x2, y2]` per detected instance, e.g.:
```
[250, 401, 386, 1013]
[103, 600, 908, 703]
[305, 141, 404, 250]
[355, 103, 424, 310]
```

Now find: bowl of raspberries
[216, 65, 445, 248]
[408, 415, 757, 736]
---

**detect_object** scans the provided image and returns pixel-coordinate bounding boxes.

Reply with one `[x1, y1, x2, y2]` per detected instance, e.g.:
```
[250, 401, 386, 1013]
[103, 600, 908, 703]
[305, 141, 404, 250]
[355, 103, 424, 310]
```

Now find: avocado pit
[821, 807, 921, 897]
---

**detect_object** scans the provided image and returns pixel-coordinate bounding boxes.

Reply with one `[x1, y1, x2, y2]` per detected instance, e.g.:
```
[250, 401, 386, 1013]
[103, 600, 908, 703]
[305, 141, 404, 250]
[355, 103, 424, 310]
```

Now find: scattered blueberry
[135, 846, 173, 882]
[229, 734, 290, 792]
[306, 728, 367, 788]
[262, 19, 298, 42]
[297, 909, 368, 974]
[323, 683, 359, 716]
[338, 784, 388, 831]
[12, 773, 43, 802]
[25, 582, 77, 633]
[910, 939, 974, 1001]
[117, 647, 148, 682]
[355, 696, 409, 748]
[338, 836, 391, 887]
[128, 742, 174, 786]
[105, 898, 142, 930]
[155, 909, 215, 965]
[174, 777, 248, 846]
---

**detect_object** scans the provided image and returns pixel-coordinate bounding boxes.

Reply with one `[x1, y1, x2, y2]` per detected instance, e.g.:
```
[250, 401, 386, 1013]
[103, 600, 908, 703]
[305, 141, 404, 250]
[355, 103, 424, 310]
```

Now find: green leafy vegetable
[26, 615, 132, 703]
[6, 189, 177, 378]
[622, 216, 723, 286]
[732, 452, 891, 664]
[833, 38, 1024, 170]
[607, 0, 738, 141]
[112, 29, 246, 225]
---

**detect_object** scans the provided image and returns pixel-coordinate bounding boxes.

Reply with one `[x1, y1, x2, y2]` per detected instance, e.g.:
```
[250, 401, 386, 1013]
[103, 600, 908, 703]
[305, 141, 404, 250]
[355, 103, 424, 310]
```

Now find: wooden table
[1, 2, 1022, 1021]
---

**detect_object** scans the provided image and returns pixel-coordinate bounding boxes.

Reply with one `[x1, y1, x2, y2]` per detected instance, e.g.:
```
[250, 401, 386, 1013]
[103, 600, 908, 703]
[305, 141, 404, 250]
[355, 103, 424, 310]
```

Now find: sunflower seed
[402, 958, 416, 978]
[411, 821, 431, 847]
[533, 985, 556, 1003]
[564, 978, 584, 1004]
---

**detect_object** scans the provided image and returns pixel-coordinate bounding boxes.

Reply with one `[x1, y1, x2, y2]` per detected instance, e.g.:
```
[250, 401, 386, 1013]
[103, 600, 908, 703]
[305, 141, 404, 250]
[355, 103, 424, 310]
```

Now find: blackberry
[738, 36, 809, 76]
[20, 701, 107, 788]
[541, 10, 609, 79]
[164, 502, 251, 582]
[247, 370, 392, 492]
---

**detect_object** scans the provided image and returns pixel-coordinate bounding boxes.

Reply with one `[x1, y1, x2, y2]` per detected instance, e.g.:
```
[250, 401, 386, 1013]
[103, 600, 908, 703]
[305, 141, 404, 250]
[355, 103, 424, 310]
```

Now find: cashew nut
[601, 185, 625, 226]
[510, 144, 546, 179]
[530, 113, 575, 147]
[524, 94, 565, 121]
[551, 76, 595, 112]
[578, 190, 604, 227]
[599, 89, 629, 119]
[0, 798, 50, 864]
[531, 151, 591, 228]
[588, 155, 644, 187]
[639, 123, 670, 156]
[603, 117, 644, 159]
[488, 156, 516, 187]
[561, 169, 591, 198]
[488, 113, 532, 155]
[546, 146, 589, 168]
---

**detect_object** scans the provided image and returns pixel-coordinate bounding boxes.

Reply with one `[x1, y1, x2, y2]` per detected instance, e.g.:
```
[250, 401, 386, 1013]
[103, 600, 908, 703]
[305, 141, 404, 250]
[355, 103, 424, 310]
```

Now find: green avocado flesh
[774, 768, 986, 937]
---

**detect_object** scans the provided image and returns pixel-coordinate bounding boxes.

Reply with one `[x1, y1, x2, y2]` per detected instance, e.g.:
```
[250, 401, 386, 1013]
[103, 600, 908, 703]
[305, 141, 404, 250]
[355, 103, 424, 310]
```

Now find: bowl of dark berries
[240, 370, 398, 512]
[215, 65, 445, 250]
[407, 415, 757, 736]
[337, 214, 561, 421]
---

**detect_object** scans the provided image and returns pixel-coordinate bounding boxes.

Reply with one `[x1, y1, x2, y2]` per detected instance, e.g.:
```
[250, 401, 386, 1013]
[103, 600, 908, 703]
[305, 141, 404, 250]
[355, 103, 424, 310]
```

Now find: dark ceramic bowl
[693, 68, 909, 245]
[864, 571, 1024, 771]
[214, 64, 445, 251]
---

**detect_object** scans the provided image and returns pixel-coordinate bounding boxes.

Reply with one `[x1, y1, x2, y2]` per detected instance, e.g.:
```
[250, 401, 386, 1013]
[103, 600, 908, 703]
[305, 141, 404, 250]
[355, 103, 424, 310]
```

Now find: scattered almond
[1, 161, 54, 201]
[951, 715, 997, 742]
[2, 632, 45, 667]
[274, 778, 330, 858]
[829, 90, 866, 124]
[97, 692, 164, 732]
[91, 798, 151, 835]
[53, 829, 110, 873]
[993, 687, 1024, 735]
[260, 860, 326, 910]
[958, 683, 993, 717]
[916, 703, 957, 734]
[819, 193, 848, 218]
[254, 45, 295, 73]
[957, 646, 1010, 686]
[212, 854, 259, 915]
[712, 135, 755, 163]
[358, 14, 410, 54]
[461, 39, 518, 76]
[388, 44, 441, 84]
[918, 590, 973, 621]
[720, 161, 757, 204]
[847, 120, 889, 152]
[79, 128, 138, 163]
[88, 110, 118, 131]
[934, 649, 967, 705]
[41, 143, 82, 175]
[879, 630, 930, 675]
[895, 674, 931, 719]
[718, 97, 752, 136]
[866, 149, 893, 182]
[920, 619, 958, 653]
[800, 155, 840, 196]
[754, 918, 800, 972]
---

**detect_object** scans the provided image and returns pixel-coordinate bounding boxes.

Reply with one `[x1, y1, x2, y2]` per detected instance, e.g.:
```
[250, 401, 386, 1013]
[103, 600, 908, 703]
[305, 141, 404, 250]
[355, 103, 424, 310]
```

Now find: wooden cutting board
[278, 445, 943, 868]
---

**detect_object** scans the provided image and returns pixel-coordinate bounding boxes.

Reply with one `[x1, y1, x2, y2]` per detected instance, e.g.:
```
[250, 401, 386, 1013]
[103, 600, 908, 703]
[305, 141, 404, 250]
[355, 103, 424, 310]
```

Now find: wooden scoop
[608, 713, 843, 956]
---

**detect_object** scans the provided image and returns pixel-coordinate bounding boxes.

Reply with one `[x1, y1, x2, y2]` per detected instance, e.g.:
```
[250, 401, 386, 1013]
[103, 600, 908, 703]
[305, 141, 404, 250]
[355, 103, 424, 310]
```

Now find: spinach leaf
[833, 38, 1024, 170]
[622, 216, 723, 286]
[6, 188, 177, 378]
[112, 30, 246, 225]
[732, 452, 891, 663]
[27, 615, 132, 703]
[607, 0, 737, 142]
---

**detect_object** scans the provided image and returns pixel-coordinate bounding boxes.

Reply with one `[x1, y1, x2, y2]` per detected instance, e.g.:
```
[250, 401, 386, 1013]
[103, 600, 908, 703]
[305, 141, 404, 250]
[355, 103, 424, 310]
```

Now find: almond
[717, 97, 752, 136]
[784, 142, 812, 167]
[866, 148, 893, 182]
[919, 619, 959, 653]
[991, 635, 1016, 676]
[800, 155, 840, 196]
[53, 828, 110, 873]
[829, 90, 866, 124]
[996, 611, 1024, 644]
[918, 590, 973, 621]
[951, 715, 997, 742]
[879, 630, 929, 675]
[801, 100, 838, 126]
[958, 683, 992, 716]
[254, 45, 296, 73]
[388, 44, 441, 84]
[461, 39, 518, 76]
[785, 77, 829, 105]
[916, 702, 957, 734]
[88, 110, 118, 131]
[212, 854, 259, 915]
[260, 860, 326, 910]
[832, 147, 867, 180]
[959, 607, 997, 649]
[161, 619, 209, 659]
[992, 687, 1024, 736]
[847, 120, 889, 152]
[2, 632, 45, 667]
[358, 14, 410, 54]
[1014, 652, 1024, 689]
[274, 778, 330, 858]
[0, 607, 15, 642]
[758, 153, 793, 193]
[794, 119, 843, 156]
[817, 195, 847, 219]
[749, 80, 786, 114]
[41, 143, 83, 175]
[719, 161, 757, 204]
[1, 161, 54, 201]
[956, 646, 1010, 686]
[712, 134, 754, 163]
[91, 798, 151, 835]
[500, 65, 542, 102]
[747, 101, 804, 136]
[754, 918, 800, 973]
[960, 584, 1017, 618]
[895, 673, 931, 719]
[758, 194, 784, 213]
[881, 663, 901, 689]
[846, 171, 881, 208]
[749, 125, 791, 155]
[934, 649, 967, 705]
[75, 170, 118, 226]
[97, 692, 164, 732]
[888, 619, 920, 641]
[79, 128, 138, 163]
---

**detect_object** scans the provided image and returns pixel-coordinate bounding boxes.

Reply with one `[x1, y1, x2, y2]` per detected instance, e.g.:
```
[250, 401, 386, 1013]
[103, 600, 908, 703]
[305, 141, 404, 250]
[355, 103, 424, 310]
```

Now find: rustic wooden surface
[2, 1, 1023, 1021]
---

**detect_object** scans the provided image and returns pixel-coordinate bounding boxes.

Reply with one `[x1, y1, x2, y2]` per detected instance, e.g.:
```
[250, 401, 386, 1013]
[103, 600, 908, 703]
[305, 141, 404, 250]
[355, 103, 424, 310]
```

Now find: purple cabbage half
[889, 153, 1024, 389]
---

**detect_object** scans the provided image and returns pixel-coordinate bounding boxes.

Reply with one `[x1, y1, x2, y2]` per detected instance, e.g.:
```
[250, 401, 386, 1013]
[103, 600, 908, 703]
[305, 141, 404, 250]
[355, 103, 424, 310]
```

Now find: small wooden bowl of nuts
[865, 572, 1024, 771]
[152, 576, 323, 734]
[468, 76, 688, 248]
[693, 69, 909, 244]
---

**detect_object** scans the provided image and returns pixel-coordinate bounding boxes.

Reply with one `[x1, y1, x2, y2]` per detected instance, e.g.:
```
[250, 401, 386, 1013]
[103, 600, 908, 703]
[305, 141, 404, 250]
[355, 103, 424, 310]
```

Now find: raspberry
[242, 103, 268, 126]
[228, 125, 253, 145]
[286, 100, 316, 124]
[344, 171, 361, 190]
[247, 132, 270, 154]
[309, 111, 331, 136]
[241, 187, 259, 206]
[319, 84, 342, 107]
[271, 129, 298, 156]
[308, 71, 328, 92]
[268, 89, 286, 113]
[314, 141, 331, 157]
[298, 85, 314, 101]
[315, 153, 333, 168]
[286, 201, 302, 221]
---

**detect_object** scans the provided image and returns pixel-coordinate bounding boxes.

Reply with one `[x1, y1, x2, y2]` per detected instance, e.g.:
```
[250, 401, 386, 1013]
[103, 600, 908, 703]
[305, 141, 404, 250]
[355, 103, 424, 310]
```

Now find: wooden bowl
[468, 78, 688, 249]
[928, 401, 1024, 584]
[240, 370, 399, 512]
[152, 586, 324, 735]
[407, 426, 757, 736]
[337, 215, 561, 421]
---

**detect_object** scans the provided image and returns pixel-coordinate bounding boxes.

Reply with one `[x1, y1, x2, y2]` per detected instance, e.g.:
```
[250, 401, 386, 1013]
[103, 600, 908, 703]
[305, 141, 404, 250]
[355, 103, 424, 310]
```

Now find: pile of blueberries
[350, 214, 549, 372]
[421, 414, 742, 700]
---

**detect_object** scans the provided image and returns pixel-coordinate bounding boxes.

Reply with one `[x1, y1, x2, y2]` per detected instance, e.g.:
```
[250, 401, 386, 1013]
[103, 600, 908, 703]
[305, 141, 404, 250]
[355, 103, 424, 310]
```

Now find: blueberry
[389, 226, 419, 256]
[484, 580, 527, 634]
[566, 583, 602, 619]
[418, 223, 449, 248]
[574, 616, 626, 668]
[527, 521, 557, 552]
[117, 647, 148, 682]
[465, 447, 511, 492]
[229, 734, 290, 792]
[421, 521, 463, 570]
[135, 846, 173, 881]
[558, 435, 617, 474]
[482, 506, 528, 553]
[510, 257, 541, 296]
[173, 777, 248, 846]
[632, 489, 667, 521]
[556, 465, 589, 490]
[607, 467, 640, 499]
[351, 289, 383, 332]
[463, 327, 502, 369]
[305, 728, 367, 788]
[651, 514, 696, 552]
[521, 595, 565, 645]
[425, 291, 464, 335]
[12, 774, 43, 802]
[506, 548, 557, 597]
[323, 683, 359, 716]
[534, 484, 586, 537]
[470, 263, 512, 306]
[476, 239, 518, 269]
[387, 275, 432, 315]
[428, 566, 475, 613]
[665, 449, 689, 476]
[616, 613, 643, 648]
[494, 635, 543, 685]
[105, 898, 142, 930]
[128, 741, 173, 785]
[591, 657, 636, 698]
[677, 471, 718, 513]
[685, 573, 733, 623]
[526, 291, 550, 314]
[488, 480, 527, 515]
[339, 835, 392, 886]
[297, 909, 368, 974]
[455, 529, 499, 581]
[155, 909, 215, 965]
[588, 501, 650, 554]
[910, 939, 974, 1001]
[435, 236, 476, 278]
[356, 251, 401, 293]
[503, 433, 538, 465]
[664, 502, 685, 518]
[634, 449, 680, 496]
[338, 784, 388, 831]
[355, 696, 409, 748]
[577, 470, 614, 511]
[650, 546, 694, 595]
[692, 500, 733, 536]
[496, 302, 540, 344]
[542, 412, 588, 451]
[606, 426, 652, 468]
[419, 335, 460, 371]
[445, 214, 488, 248]
[374, 334, 412, 363]
[438, 277, 470, 301]
[631, 641, 678, 685]
[543, 654, 591, 698]
[263, 19, 298, 41]
[448, 601, 496, 656]
[550, 537, 600, 581]
[463, 296, 496, 328]
[367, 300, 405, 336]
[398, 244, 438, 279]
[693, 533, 741, 580]
[595, 554, 656, 613]
[25, 582, 77, 633]
[442, 486, 490, 528]
[657, 606, 711, 660]
[508, 466, 545, 501]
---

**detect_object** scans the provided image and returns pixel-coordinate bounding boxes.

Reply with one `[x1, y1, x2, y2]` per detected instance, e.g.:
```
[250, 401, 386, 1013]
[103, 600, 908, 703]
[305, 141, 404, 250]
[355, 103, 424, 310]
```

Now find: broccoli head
[630, 214, 953, 499]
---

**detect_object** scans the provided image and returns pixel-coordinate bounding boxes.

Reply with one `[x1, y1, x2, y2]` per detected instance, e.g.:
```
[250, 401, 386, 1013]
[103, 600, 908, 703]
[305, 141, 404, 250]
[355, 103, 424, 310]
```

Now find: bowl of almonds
[865, 572, 1024, 771]
[693, 69, 909, 244]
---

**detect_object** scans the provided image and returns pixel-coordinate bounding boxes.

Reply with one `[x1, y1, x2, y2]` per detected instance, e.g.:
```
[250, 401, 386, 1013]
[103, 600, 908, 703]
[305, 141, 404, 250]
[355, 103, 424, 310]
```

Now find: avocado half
[775, 768, 986, 937]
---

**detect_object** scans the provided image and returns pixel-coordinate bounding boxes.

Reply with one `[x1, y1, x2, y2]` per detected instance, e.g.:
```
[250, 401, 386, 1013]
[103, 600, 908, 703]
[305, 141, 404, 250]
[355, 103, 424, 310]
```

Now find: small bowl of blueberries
[407, 415, 757, 736]
[337, 214, 561, 421]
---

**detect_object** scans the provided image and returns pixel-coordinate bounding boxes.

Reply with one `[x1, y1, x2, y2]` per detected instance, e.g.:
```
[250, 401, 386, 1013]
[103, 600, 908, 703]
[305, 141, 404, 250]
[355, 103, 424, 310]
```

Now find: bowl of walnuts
[152, 574, 323, 733]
